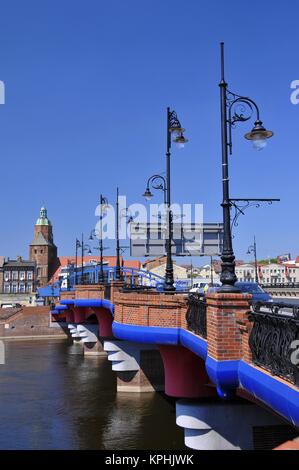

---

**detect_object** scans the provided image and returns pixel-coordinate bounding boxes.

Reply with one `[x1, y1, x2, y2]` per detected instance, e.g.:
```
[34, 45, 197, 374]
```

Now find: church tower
[29, 206, 58, 287]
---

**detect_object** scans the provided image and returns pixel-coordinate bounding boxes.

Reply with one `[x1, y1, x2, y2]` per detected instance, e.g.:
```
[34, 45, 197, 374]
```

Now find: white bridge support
[176, 399, 290, 450]
[68, 324, 82, 342]
[67, 323, 106, 356]
[104, 340, 165, 392]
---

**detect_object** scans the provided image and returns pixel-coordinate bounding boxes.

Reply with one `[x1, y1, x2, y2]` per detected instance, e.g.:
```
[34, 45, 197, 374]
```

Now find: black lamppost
[90, 194, 109, 284]
[77, 233, 92, 284]
[219, 42, 273, 293]
[210, 256, 214, 286]
[115, 187, 133, 281]
[143, 108, 188, 292]
[247, 236, 258, 283]
[75, 238, 81, 284]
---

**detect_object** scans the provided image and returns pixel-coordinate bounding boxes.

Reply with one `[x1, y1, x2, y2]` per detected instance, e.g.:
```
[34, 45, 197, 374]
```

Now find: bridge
[262, 283, 299, 298]
[50, 277, 299, 450]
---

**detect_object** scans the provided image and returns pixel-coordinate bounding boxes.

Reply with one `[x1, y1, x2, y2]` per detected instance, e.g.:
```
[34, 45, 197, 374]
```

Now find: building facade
[29, 206, 58, 287]
[142, 256, 188, 283]
[1, 257, 35, 294]
[235, 262, 299, 284]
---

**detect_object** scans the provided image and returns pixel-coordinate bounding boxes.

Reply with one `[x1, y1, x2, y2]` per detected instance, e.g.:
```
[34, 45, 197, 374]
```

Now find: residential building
[1, 256, 36, 294]
[142, 256, 188, 282]
[235, 260, 299, 284]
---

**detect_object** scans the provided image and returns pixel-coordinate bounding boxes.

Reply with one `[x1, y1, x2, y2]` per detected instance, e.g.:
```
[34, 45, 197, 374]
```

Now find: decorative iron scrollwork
[186, 293, 207, 339]
[168, 110, 183, 132]
[249, 302, 299, 386]
[229, 198, 278, 232]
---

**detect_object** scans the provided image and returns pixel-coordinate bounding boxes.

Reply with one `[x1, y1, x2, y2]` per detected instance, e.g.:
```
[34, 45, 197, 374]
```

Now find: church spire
[36, 205, 51, 226]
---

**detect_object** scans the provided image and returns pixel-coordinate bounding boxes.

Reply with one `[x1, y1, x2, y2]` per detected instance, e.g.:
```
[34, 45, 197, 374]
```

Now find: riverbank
[0, 306, 68, 339]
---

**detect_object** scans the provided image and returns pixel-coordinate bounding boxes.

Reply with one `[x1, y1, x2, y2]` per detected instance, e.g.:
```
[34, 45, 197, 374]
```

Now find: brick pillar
[110, 280, 125, 304]
[206, 292, 252, 361]
[205, 292, 252, 398]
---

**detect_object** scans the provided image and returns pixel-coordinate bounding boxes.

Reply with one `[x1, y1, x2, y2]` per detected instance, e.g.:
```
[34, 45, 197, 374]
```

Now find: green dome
[36, 206, 51, 226]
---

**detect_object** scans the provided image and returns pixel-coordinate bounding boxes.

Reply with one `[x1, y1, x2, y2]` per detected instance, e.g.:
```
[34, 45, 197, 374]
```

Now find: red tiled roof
[274, 437, 299, 450]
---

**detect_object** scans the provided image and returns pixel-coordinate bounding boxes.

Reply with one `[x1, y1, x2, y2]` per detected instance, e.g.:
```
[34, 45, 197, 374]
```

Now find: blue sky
[0, 0, 298, 264]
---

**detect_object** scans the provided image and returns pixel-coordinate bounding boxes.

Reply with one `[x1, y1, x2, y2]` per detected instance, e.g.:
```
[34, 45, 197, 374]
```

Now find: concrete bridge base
[104, 340, 165, 393]
[176, 399, 292, 450]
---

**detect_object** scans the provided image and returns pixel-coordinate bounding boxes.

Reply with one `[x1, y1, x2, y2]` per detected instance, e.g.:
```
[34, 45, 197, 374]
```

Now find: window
[12, 283, 18, 293]
[4, 283, 10, 293]
[27, 271, 33, 280]
[12, 271, 18, 281]
[19, 283, 25, 293]
[20, 271, 25, 280]
[27, 282, 33, 293]
[4, 271, 10, 281]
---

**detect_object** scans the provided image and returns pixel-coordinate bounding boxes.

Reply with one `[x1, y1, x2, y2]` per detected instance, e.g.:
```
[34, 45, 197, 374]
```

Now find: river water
[0, 339, 184, 450]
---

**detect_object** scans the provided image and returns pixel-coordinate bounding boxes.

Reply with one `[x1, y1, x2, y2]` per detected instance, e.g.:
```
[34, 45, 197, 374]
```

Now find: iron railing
[186, 293, 207, 338]
[121, 284, 159, 294]
[261, 282, 299, 289]
[249, 301, 299, 386]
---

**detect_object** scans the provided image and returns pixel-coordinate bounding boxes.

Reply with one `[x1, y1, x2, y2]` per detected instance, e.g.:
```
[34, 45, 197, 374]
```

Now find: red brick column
[205, 292, 252, 362]
[110, 280, 125, 304]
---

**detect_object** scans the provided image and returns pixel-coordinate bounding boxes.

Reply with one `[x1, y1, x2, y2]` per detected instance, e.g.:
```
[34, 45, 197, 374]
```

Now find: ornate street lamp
[247, 236, 258, 284]
[143, 108, 188, 292]
[90, 194, 109, 283]
[143, 174, 167, 203]
[219, 42, 274, 293]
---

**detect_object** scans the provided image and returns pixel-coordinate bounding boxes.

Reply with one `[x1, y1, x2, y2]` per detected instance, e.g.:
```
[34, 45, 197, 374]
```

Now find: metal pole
[164, 107, 175, 292]
[210, 256, 214, 286]
[99, 194, 104, 283]
[115, 187, 121, 280]
[190, 257, 193, 288]
[219, 42, 238, 292]
[254, 235, 258, 283]
[75, 240, 78, 285]
[81, 233, 84, 283]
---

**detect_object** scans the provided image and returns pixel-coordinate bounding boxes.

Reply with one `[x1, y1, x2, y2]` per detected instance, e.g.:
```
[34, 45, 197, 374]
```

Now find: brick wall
[0, 306, 67, 338]
[114, 292, 188, 328]
[74, 285, 105, 299]
[60, 290, 76, 301]
[113, 291, 256, 365]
